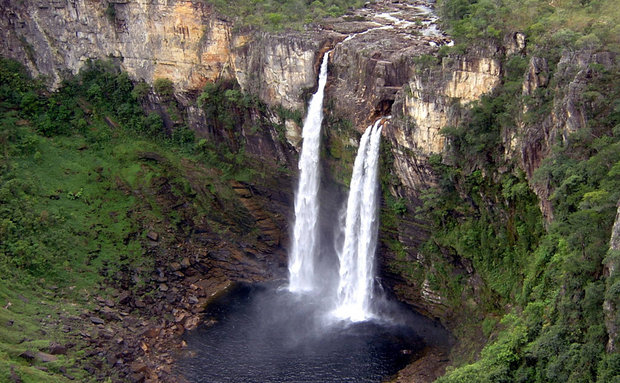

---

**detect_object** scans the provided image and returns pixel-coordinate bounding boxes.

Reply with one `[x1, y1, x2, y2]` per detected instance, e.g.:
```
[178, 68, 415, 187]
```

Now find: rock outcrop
[233, 32, 330, 111]
[516, 50, 616, 222]
[1, 1, 231, 89]
[386, 50, 501, 193]
[604, 201, 620, 352]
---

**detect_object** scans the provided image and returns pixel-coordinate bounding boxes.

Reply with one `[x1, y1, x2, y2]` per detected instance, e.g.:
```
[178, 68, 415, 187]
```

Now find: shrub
[105, 3, 116, 22]
[153, 78, 174, 97]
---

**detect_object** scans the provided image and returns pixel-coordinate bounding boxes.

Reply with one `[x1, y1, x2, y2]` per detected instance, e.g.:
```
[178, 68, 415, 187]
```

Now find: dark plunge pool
[177, 283, 451, 383]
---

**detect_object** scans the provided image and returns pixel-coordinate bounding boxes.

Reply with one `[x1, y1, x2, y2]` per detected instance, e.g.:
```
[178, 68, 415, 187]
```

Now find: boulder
[169, 262, 182, 272]
[180, 257, 191, 268]
[48, 342, 67, 355]
[146, 231, 159, 241]
[19, 350, 35, 361]
[130, 361, 148, 373]
[90, 316, 105, 325]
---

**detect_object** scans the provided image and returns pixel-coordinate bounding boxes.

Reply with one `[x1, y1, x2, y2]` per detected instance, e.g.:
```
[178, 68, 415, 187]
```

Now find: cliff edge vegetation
[204, 0, 365, 29]
[386, 0, 620, 381]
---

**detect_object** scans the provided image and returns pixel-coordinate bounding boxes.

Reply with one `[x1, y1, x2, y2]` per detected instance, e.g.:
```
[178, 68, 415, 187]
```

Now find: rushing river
[178, 283, 451, 383]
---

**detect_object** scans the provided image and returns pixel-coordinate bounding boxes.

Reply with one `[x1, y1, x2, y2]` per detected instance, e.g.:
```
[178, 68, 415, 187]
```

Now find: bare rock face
[1, 1, 232, 90]
[522, 56, 549, 96]
[385, 51, 501, 195]
[504, 32, 526, 56]
[392, 53, 501, 156]
[327, 0, 447, 129]
[233, 32, 333, 112]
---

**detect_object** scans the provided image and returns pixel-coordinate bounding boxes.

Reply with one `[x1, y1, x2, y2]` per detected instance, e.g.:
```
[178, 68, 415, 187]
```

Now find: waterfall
[333, 119, 384, 321]
[288, 48, 385, 322]
[288, 51, 330, 293]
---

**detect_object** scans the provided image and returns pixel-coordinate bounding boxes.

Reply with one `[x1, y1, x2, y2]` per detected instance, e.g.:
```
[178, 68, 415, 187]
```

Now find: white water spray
[288, 52, 331, 293]
[333, 119, 384, 321]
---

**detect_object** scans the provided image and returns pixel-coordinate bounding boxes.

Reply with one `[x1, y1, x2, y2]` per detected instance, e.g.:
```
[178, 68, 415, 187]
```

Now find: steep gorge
[1, 0, 619, 382]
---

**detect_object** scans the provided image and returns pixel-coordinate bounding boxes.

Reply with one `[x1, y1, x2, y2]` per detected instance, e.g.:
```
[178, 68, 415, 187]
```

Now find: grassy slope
[0, 59, 267, 382]
[0, 125, 204, 382]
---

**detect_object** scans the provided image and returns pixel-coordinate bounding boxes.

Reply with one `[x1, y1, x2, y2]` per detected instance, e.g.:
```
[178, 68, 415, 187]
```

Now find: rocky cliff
[0, 0, 328, 131]
[0, 0, 508, 324]
[1, 1, 232, 90]
[2, 0, 618, 371]
[516, 50, 617, 222]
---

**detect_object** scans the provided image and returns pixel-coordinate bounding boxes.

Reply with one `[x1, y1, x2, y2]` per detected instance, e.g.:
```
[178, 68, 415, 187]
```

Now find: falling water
[288, 52, 331, 293]
[333, 119, 384, 321]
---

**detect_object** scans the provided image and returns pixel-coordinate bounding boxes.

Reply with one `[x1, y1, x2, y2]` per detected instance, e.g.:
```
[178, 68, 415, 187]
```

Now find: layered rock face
[327, 0, 449, 129]
[605, 202, 620, 352]
[396, 54, 501, 155]
[1, 1, 231, 90]
[387, 51, 501, 194]
[0, 0, 326, 112]
[233, 32, 327, 112]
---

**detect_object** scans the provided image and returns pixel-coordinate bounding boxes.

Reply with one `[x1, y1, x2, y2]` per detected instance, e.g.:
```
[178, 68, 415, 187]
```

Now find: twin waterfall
[288, 51, 384, 322]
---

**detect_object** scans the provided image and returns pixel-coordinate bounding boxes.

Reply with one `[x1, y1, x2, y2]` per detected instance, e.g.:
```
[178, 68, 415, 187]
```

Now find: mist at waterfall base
[178, 53, 452, 381]
[178, 283, 451, 383]
[178, 120, 451, 382]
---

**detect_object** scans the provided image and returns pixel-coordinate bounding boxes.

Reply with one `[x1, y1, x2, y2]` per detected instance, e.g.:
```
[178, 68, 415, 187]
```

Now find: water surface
[178, 283, 450, 383]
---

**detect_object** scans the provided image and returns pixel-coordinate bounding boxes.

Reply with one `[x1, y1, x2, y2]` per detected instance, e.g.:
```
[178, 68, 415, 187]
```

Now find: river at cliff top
[177, 283, 451, 383]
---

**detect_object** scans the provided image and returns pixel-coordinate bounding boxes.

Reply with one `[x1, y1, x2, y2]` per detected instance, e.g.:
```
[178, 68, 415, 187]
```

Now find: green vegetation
[198, 79, 262, 135]
[204, 0, 366, 30]
[437, 0, 620, 55]
[196, 78, 296, 180]
[427, 79, 619, 381]
[104, 3, 116, 23]
[153, 77, 174, 97]
[0, 283, 87, 382]
[322, 111, 358, 185]
[0, 57, 274, 381]
[397, 1, 620, 378]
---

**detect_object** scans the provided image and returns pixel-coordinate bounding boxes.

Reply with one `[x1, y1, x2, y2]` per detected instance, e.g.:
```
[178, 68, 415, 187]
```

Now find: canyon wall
[1, 0, 231, 90]
[0, 0, 526, 323]
[1, 0, 617, 328]
[605, 201, 620, 353]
